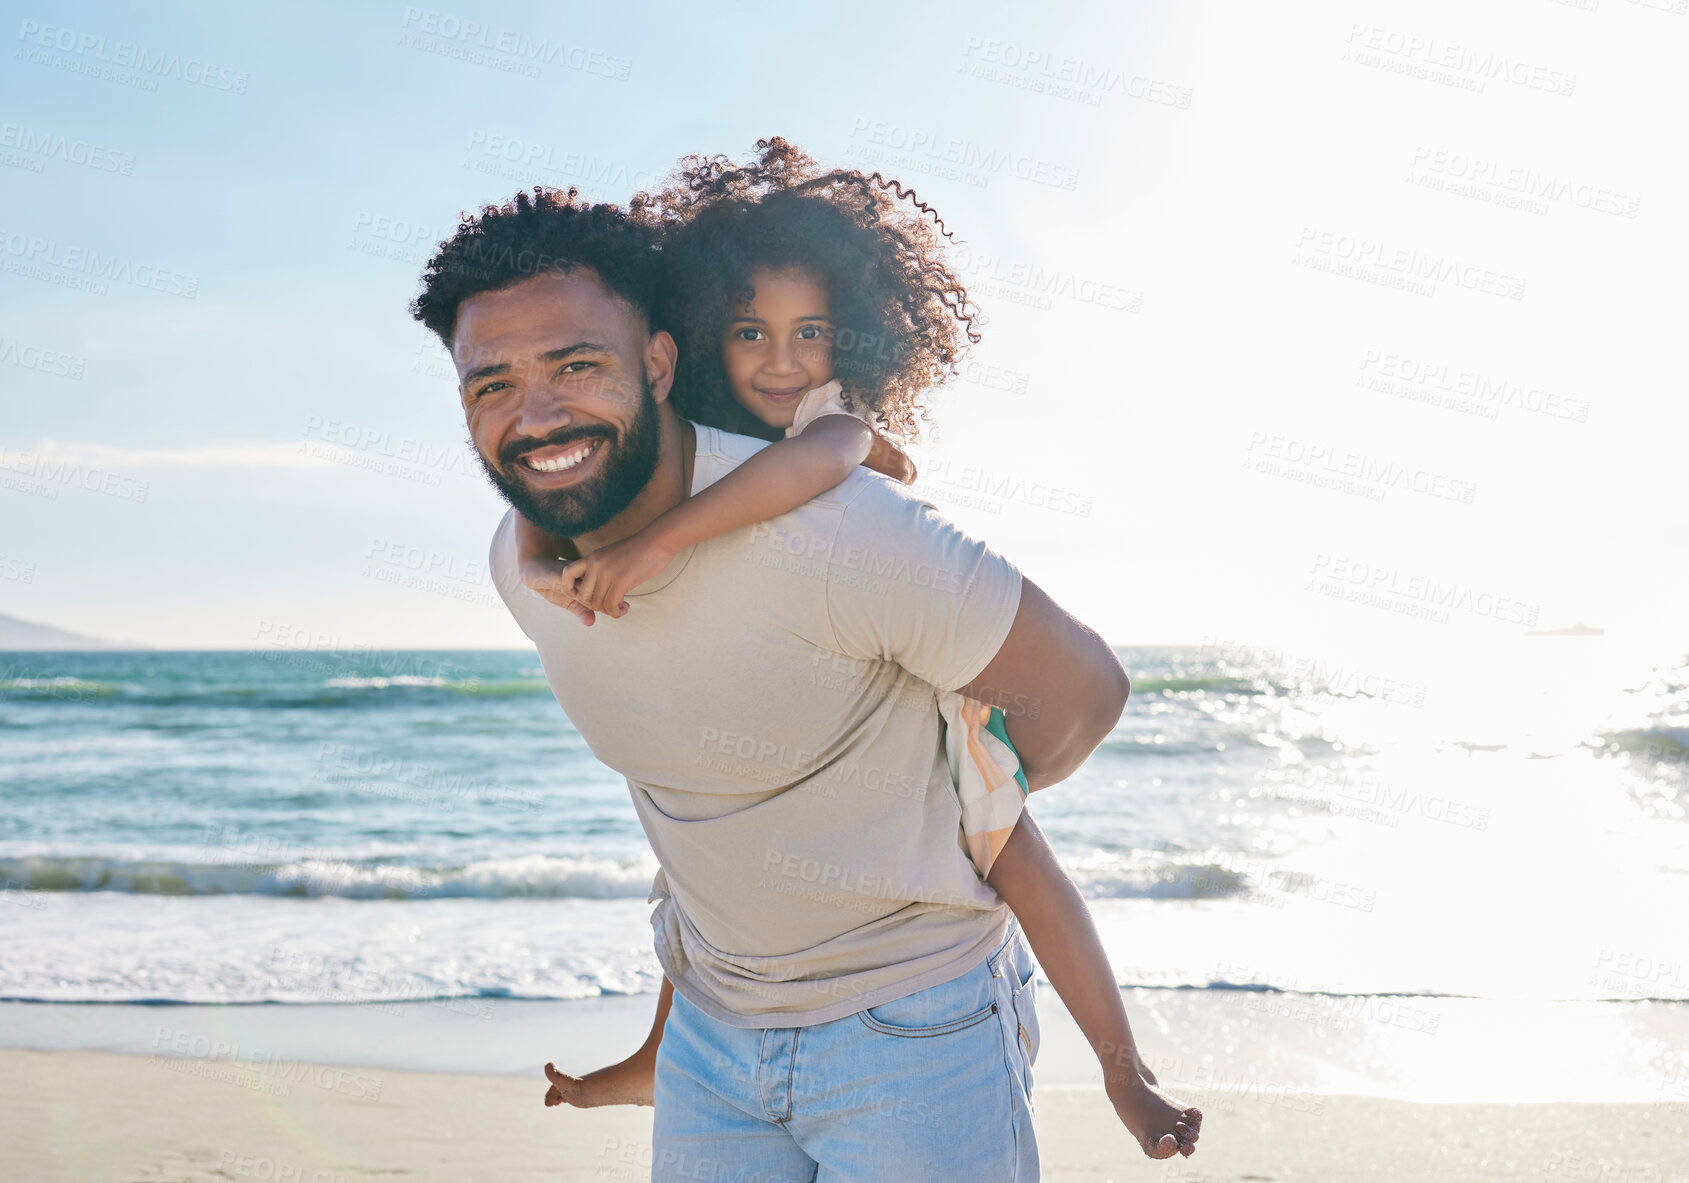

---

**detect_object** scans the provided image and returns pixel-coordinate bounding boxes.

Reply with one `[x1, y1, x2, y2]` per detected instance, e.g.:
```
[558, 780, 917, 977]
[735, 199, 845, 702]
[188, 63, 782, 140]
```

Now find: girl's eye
[796, 325, 824, 340]
[735, 327, 765, 343]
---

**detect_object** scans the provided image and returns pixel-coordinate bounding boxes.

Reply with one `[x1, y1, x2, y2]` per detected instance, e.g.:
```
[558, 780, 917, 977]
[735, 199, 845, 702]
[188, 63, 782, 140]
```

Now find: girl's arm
[562, 415, 873, 617]
[513, 515, 595, 624]
[647, 414, 872, 552]
[987, 814, 1203, 1159]
[543, 977, 673, 1109]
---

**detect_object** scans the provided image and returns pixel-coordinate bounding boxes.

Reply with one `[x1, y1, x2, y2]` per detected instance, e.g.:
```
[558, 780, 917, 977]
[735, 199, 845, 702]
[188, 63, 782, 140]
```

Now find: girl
[522, 139, 1201, 1161]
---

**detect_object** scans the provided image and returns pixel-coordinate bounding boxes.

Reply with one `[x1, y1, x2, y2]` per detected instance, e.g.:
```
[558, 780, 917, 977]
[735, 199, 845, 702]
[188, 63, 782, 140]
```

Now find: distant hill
[0, 610, 134, 650]
[1524, 621, 1605, 637]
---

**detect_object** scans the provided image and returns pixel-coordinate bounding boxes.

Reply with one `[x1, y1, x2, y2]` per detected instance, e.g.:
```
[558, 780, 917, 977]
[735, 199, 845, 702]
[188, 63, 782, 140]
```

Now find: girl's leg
[988, 814, 1202, 1159]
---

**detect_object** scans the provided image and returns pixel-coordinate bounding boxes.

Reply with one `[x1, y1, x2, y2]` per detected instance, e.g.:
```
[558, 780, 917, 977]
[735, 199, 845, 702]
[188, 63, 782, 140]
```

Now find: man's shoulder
[487, 506, 533, 612]
[489, 505, 516, 572]
[693, 422, 768, 476]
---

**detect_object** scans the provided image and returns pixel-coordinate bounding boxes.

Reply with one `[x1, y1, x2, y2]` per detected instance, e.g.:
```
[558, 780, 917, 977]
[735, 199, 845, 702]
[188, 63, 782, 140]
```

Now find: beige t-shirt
[489, 423, 1024, 1027]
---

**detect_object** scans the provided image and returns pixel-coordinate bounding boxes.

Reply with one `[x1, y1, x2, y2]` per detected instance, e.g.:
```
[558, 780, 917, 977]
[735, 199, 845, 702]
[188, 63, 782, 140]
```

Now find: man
[414, 187, 1131, 1181]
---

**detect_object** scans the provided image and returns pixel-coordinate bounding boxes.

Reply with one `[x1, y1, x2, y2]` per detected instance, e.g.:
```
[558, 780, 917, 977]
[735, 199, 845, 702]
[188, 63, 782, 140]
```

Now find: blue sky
[2, 0, 1685, 664]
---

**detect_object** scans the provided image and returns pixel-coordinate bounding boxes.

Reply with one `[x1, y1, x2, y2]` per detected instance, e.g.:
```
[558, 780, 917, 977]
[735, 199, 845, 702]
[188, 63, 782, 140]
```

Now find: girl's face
[721, 268, 834, 430]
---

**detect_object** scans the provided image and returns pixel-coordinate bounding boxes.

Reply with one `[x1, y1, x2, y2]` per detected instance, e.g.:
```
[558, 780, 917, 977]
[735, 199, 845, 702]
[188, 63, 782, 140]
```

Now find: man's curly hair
[641, 137, 981, 442]
[411, 186, 664, 347]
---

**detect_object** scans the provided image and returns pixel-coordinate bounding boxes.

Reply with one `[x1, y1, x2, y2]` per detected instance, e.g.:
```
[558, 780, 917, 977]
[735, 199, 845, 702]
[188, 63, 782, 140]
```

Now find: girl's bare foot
[543, 1055, 655, 1109]
[1104, 1066, 1203, 1158]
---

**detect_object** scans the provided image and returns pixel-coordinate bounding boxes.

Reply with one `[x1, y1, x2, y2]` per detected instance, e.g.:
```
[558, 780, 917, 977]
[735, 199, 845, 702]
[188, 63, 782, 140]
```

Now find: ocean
[3, 640, 1686, 1100]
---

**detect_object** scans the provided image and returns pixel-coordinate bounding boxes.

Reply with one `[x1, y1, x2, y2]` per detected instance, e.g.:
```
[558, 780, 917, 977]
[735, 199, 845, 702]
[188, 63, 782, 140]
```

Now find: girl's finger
[559, 570, 586, 600]
[576, 572, 601, 612]
[597, 582, 628, 616]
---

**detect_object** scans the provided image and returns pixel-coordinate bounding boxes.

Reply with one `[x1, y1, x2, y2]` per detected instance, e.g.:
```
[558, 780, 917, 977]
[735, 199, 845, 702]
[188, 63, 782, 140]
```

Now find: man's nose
[514, 380, 573, 439]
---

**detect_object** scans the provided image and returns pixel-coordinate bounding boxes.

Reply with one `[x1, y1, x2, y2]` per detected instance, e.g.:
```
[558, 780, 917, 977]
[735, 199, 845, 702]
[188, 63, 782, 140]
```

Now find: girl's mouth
[756, 386, 807, 403]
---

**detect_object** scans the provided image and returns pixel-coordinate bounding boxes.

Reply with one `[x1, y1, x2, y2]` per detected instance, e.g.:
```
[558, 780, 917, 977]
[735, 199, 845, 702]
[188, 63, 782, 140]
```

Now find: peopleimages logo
[0, 445, 150, 502]
[1408, 146, 1640, 219]
[0, 336, 84, 379]
[1242, 430, 1478, 505]
[949, 243, 1141, 313]
[748, 522, 980, 593]
[959, 36, 1195, 109]
[0, 229, 200, 298]
[1294, 226, 1525, 301]
[15, 20, 250, 92]
[0, 123, 136, 174]
[1341, 23, 1576, 96]
[1357, 349, 1590, 423]
[846, 118, 1081, 191]
[1307, 553, 1540, 628]
[397, 8, 632, 80]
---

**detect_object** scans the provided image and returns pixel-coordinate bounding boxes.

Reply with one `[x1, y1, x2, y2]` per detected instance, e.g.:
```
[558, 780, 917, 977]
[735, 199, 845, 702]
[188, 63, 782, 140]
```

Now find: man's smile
[515, 437, 605, 484]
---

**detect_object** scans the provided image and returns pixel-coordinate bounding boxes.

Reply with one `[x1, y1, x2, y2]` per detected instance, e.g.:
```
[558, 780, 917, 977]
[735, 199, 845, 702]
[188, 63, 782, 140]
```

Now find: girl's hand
[520, 555, 596, 626]
[863, 433, 917, 485]
[557, 533, 678, 619]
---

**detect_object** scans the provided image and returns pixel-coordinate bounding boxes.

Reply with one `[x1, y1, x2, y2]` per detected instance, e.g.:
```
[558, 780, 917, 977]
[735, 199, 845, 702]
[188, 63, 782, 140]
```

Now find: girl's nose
[765, 339, 802, 376]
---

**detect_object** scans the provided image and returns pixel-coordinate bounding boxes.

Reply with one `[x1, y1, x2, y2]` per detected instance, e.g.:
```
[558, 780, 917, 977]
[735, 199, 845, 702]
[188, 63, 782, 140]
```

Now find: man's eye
[560, 361, 594, 375]
[474, 380, 512, 398]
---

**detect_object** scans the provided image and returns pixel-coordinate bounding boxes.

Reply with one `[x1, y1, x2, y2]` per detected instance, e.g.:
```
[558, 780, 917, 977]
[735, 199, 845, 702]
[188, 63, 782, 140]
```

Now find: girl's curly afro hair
[635, 137, 981, 443]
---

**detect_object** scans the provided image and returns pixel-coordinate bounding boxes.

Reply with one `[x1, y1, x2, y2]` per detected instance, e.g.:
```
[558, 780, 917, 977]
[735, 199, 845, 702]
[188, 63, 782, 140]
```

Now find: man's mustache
[499, 425, 617, 470]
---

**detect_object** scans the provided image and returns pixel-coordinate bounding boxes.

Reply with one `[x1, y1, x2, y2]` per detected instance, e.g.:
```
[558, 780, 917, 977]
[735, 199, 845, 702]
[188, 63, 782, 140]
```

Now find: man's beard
[477, 378, 661, 538]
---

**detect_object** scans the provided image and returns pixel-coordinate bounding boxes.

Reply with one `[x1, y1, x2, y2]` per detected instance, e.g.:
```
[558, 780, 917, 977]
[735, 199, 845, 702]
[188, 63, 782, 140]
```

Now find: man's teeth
[525, 442, 596, 473]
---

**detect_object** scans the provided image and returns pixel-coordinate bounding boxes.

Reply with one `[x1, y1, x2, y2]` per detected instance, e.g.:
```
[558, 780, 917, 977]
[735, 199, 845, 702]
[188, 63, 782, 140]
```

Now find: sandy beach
[5, 1045, 1685, 1182]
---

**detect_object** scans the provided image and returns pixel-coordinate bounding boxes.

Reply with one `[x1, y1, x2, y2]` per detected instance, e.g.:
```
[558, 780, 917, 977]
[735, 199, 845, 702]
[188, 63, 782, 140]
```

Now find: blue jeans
[650, 921, 1040, 1182]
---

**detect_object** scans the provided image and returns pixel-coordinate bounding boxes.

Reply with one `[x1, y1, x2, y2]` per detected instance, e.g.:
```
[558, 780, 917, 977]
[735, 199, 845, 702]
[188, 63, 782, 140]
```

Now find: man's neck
[570, 410, 695, 558]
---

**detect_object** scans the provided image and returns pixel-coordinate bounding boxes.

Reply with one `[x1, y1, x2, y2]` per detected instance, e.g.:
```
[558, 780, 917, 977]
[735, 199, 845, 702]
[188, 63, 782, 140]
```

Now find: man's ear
[644, 330, 678, 404]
